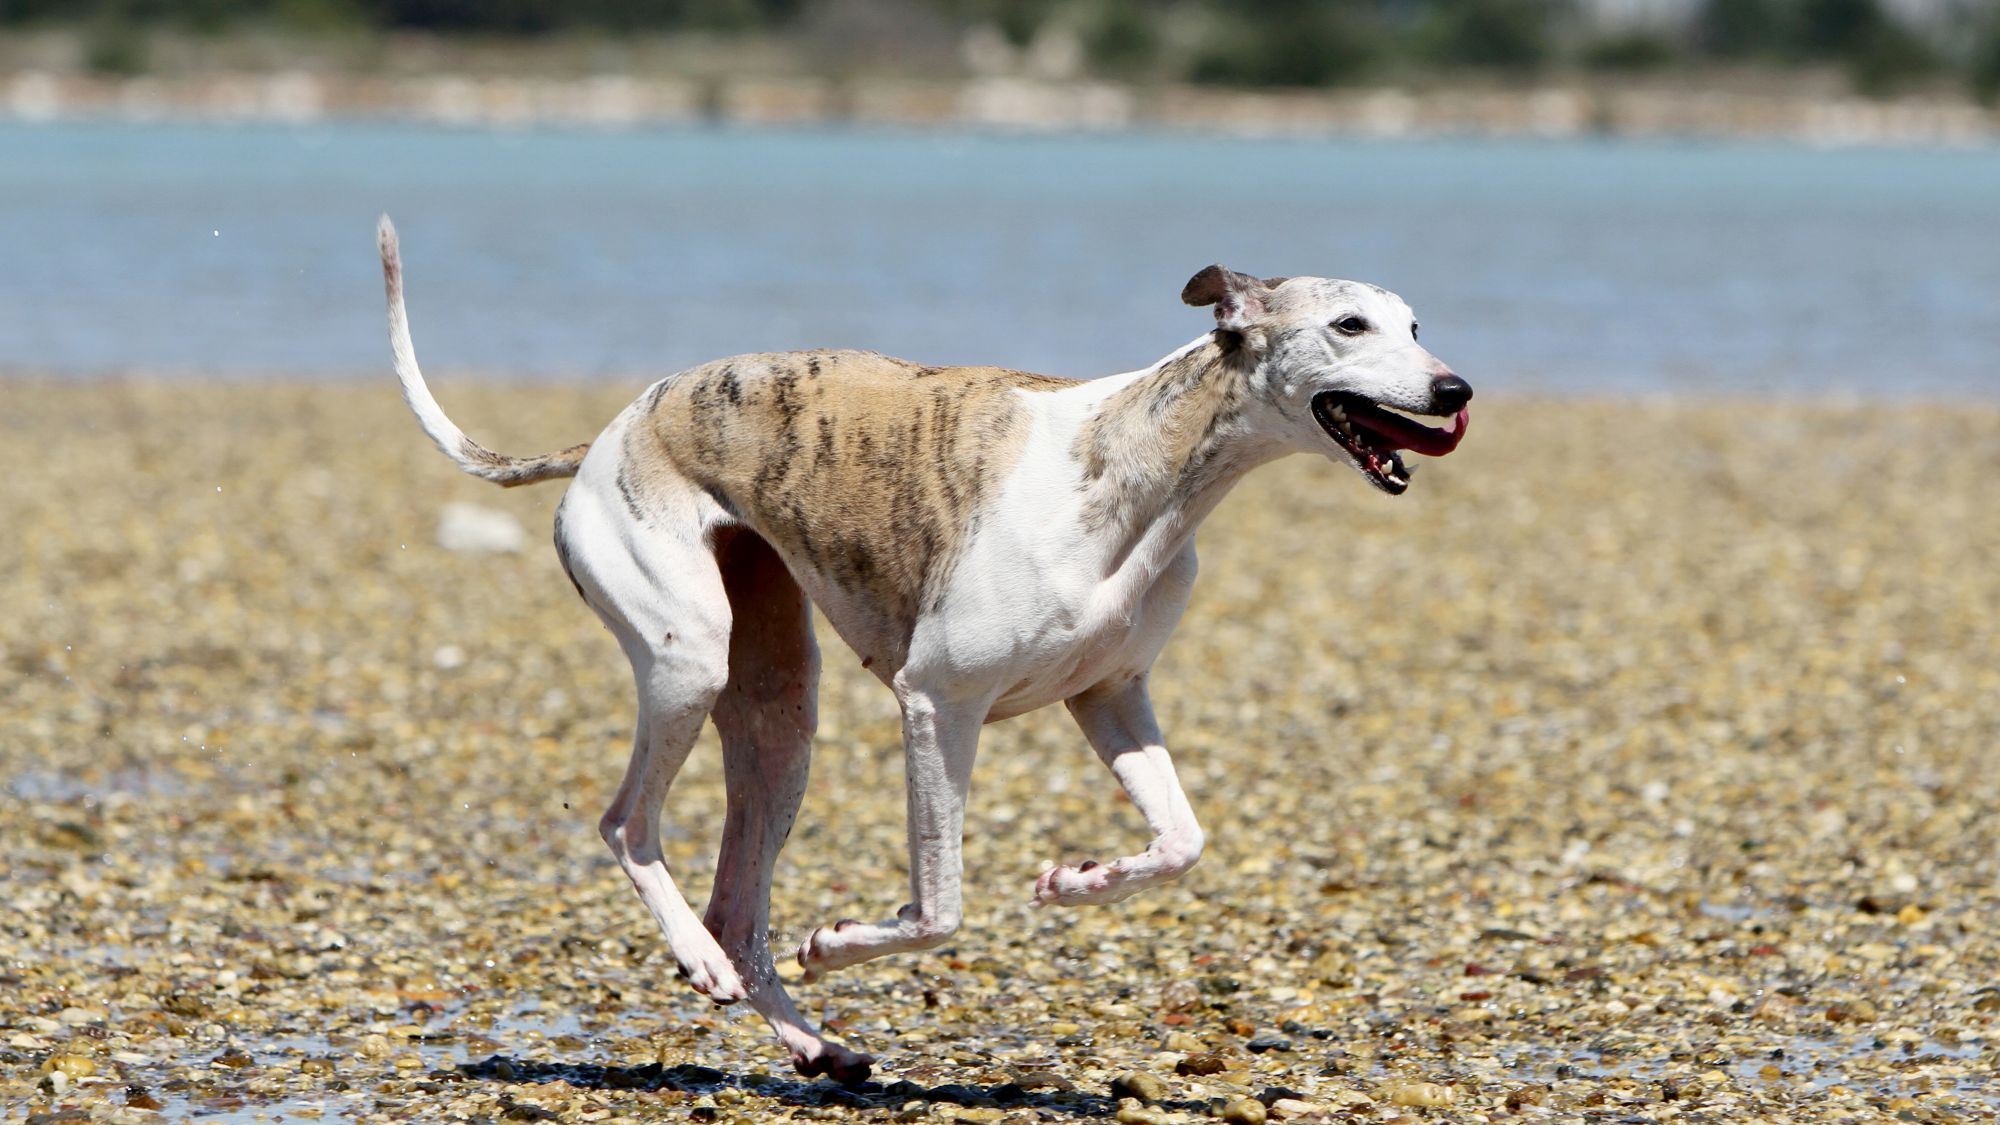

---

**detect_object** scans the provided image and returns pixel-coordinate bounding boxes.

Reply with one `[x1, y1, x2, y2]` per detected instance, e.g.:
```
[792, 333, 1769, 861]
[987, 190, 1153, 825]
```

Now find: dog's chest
[988, 609, 1173, 718]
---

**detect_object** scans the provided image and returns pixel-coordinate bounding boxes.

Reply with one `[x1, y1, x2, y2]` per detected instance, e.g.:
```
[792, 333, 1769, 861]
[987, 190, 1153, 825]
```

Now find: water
[3, 120, 1998, 394]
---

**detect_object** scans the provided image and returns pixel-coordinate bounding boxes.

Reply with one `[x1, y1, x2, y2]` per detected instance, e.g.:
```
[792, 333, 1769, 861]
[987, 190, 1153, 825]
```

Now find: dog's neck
[1072, 335, 1288, 571]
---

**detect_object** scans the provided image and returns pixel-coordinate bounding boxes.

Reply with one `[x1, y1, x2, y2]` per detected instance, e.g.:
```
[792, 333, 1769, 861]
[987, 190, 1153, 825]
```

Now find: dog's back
[634, 350, 1075, 626]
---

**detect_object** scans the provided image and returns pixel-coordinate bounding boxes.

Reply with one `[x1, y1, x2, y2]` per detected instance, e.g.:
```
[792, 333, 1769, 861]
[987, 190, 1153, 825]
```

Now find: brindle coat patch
[1072, 335, 1255, 534]
[633, 350, 1073, 630]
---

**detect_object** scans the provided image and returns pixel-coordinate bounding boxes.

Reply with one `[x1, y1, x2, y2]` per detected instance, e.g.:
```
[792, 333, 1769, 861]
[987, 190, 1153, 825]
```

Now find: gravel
[3, 380, 1996, 1122]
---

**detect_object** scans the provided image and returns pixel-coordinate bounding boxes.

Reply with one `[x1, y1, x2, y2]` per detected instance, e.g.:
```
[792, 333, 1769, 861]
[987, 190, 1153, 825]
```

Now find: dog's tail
[377, 215, 589, 487]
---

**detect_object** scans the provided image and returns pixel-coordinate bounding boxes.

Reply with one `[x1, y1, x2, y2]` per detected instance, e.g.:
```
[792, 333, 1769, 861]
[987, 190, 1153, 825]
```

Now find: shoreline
[7, 69, 2000, 147]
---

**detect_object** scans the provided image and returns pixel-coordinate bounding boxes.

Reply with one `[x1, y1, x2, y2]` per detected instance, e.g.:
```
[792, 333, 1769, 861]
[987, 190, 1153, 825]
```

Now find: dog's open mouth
[1311, 391, 1470, 495]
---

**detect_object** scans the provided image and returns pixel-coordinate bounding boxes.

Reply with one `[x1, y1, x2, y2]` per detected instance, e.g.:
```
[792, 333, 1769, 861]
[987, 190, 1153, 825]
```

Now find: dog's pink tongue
[1355, 408, 1469, 457]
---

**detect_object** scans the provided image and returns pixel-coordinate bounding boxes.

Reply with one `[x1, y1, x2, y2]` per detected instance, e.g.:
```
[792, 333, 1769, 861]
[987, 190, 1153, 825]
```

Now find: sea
[3, 120, 1997, 395]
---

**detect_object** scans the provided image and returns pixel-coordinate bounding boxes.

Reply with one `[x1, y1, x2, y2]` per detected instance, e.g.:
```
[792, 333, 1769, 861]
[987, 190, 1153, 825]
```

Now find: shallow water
[3, 121, 1998, 394]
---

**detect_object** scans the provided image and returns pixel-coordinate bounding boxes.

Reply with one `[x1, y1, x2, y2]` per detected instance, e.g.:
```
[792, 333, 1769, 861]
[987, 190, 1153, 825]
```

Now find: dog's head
[1183, 265, 1471, 495]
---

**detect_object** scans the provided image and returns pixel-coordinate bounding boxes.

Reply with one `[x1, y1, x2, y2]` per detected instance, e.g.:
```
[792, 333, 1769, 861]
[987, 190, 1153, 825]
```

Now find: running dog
[376, 217, 1471, 1082]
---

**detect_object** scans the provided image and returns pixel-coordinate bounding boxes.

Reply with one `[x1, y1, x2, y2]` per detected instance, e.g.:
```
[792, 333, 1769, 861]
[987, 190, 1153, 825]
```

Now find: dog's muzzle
[1311, 390, 1471, 495]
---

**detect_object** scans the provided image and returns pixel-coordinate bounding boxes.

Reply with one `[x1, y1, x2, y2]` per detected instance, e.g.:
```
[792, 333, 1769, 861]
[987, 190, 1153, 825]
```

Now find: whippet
[376, 217, 1471, 1082]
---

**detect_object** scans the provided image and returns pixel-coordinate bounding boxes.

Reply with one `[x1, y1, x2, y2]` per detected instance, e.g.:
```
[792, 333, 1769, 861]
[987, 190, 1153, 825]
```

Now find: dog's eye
[1411, 323, 1420, 341]
[1333, 316, 1370, 336]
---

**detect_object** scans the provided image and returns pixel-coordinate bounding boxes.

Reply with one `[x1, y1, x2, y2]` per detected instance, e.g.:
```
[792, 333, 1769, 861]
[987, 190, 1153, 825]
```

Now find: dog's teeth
[1330, 405, 1347, 421]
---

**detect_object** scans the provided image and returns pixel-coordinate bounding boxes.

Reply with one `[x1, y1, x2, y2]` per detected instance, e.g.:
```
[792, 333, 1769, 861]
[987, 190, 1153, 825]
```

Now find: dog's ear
[1181, 265, 1272, 336]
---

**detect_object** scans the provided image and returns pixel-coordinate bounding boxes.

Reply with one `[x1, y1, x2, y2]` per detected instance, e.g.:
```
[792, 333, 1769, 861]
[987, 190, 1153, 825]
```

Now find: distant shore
[6, 68, 1998, 146]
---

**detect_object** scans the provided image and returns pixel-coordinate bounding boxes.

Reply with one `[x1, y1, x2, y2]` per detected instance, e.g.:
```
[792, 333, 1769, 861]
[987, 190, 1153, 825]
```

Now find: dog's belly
[985, 631, 1154, 721]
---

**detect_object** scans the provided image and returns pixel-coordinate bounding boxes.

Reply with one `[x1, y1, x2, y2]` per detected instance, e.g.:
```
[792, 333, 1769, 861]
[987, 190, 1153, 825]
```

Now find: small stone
[1385, 1081, 1457, 1107]
[41, 1053, 97, 1079]
[1114, 1101, 1170, 1125]
[162, 993, 209, 1017]
[1245, 1035, 1292, 1053]
[1109, 1070, 1170, 1104]
[1012, 1069, 1075, 1091]
[358, 1033, 392, 1058]
[1176, 1052, 1229, 1076]
[1267, 1100, 1318, 1119]
[1221, 1097, 1268, 1125]
[126, 1085, 165, 1110]
[1161, 979, 1203, 1011]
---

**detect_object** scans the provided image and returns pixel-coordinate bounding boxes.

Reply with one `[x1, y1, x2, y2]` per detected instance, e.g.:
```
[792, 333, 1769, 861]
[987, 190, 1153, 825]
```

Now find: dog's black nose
[1430, 373, 1473, 413]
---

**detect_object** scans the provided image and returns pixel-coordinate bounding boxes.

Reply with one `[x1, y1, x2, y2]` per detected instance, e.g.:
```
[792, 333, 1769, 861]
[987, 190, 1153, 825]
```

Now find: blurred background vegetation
[5, 0, 2000, 100]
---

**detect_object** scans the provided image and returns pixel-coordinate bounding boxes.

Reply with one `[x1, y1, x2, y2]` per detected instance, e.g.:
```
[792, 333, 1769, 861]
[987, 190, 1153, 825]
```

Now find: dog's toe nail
[1078, 860, 1100, 871]
[832, 918, 861, 932]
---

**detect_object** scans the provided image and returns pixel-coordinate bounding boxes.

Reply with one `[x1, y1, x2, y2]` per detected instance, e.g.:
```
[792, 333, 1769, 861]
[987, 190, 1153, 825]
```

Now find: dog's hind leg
[702, 531, 872, 1083]
[1033, 676, 1205, 907]
[559, 488, 746, 1005]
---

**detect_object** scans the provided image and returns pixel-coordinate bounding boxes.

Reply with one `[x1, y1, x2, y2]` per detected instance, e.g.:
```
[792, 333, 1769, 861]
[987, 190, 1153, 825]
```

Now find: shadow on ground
[454, 1055, 1228, 1118]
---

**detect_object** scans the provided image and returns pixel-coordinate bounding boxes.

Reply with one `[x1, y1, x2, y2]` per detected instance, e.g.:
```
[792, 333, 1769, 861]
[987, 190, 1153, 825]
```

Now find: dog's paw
[1031, 860, 1132, 907]
[674, 951, 749, 1005]
[796, 918, 865, 983]
[793, 1041, 874, 1086]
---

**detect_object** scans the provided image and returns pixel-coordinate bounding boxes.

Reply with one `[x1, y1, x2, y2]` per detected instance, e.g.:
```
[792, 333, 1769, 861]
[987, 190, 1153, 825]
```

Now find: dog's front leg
[798, 687, 984, 981]
[1034, 675, 1205, 907]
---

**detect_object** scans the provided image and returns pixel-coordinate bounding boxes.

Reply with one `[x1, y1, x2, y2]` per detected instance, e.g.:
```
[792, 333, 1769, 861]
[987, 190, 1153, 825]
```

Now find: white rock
[436, 502, 526, 554]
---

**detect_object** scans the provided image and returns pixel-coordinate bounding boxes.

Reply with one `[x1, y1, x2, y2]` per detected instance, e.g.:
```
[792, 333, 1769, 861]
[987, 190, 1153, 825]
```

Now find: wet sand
[3, 381, 1996, 1122]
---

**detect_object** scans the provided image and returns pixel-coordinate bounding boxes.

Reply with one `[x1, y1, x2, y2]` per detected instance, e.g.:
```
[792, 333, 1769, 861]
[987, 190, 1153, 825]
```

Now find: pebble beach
[4, 380, 1997, 1123]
